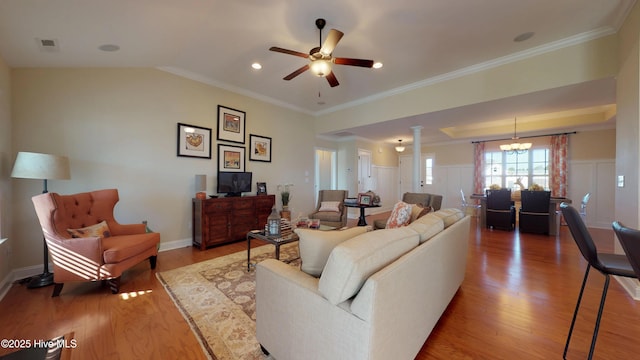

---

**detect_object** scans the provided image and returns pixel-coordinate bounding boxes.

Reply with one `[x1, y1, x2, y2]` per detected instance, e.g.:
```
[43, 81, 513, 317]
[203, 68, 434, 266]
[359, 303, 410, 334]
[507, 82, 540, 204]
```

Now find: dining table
[470, 192, 571, 236]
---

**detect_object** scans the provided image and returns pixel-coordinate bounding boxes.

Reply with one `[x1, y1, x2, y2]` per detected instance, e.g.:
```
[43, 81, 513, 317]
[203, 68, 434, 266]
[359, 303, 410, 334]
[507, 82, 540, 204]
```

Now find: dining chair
[556, 192, 590, 236]
[580, 192, 591, 221]
[612, 221, 640, 279]
[460, 189, 481, 217]
[485, 189, 515, 230]
[519, 190, 551, 234]
[560, 203, 635, 360]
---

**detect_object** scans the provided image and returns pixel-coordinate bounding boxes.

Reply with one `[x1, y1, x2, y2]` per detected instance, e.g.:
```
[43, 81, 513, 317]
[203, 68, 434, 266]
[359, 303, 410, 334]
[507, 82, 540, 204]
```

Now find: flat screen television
[217, 171, 252, 197]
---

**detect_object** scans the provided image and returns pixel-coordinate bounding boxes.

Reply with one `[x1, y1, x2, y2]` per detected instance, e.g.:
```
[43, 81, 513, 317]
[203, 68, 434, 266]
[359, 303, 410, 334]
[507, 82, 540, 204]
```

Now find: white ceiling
[0, 0, 633, 145]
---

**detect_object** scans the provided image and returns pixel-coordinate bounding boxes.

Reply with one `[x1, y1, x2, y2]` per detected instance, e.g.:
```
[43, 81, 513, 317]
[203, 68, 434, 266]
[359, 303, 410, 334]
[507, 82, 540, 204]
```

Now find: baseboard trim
[159, 238, 192, 252]
[0, 273, 12, 302]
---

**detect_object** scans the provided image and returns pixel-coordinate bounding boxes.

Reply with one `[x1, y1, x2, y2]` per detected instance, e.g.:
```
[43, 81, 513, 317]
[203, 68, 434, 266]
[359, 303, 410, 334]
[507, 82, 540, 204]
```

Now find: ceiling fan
[269, 18, 374, 87]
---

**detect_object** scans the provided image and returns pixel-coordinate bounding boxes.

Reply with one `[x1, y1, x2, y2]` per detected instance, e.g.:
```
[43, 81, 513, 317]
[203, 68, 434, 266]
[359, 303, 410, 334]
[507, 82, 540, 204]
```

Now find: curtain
[550, 134, 568, 197]
[473, 142, 485, 194]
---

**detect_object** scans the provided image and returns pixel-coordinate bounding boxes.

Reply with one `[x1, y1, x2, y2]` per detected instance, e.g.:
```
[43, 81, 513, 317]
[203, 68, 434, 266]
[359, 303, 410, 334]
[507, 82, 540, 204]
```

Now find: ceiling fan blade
[326, 71, 339, 87]
[334, 57, 374, 68]
[269, 46, 309, 59]
[320, 29, 344, 55]
[283, 64, 310, 80]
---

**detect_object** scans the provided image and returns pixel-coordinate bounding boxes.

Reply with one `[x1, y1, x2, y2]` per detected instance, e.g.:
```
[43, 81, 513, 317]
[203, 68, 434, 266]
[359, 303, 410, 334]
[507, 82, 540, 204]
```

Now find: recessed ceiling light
[251, 62, 262, 70]
[98, 44, 120, 52]
[373, 62, 383, 69]
[513, 32, 534, 42]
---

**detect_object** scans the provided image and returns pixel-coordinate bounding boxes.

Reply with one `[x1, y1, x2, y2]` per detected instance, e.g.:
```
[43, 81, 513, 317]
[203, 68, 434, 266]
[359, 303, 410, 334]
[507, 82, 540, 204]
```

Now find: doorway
[399, 153, 435, 196]
[315, 148, 337, 204]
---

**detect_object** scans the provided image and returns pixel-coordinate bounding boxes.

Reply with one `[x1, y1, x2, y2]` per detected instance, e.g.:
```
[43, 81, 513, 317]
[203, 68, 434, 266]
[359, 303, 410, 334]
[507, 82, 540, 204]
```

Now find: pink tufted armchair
[31, 189, 160, 297]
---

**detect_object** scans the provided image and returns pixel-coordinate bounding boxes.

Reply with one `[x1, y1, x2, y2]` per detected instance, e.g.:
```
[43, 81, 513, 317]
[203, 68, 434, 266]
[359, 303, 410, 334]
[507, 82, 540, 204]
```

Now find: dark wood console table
[344, 203, 381, 226]
[192, 195, 275, 249]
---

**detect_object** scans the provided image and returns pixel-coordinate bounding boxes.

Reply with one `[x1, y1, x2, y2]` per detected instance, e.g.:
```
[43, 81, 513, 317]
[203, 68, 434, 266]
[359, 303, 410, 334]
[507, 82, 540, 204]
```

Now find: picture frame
[358, 193, 372, 206]
[249, 134, 272, 162]
[217, 105, 246, 144]
[177, 123, 212, 159]
[256, 182, 267, 195]
[218, 144, 245, 172]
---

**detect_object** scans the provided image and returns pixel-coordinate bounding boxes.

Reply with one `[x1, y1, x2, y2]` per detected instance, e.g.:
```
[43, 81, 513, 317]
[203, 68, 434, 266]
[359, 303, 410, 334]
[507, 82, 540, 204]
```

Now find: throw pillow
[385, 201, 413, 228]
[67, 220, 111, 239]
[295, 226, 369, 277]
[410, 204, 432, 223]
[318, 201, 341, 212]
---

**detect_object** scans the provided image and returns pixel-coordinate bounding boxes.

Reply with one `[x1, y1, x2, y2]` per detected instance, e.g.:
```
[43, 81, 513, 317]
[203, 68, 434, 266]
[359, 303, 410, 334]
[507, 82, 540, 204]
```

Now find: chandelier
[500, 118, 531, 154]
[395, 140, 405, 153]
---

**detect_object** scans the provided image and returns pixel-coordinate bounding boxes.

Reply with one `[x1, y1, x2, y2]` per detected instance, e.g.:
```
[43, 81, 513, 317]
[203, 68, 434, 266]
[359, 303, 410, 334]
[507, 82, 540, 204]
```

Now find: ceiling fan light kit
[269, 18, 374, 87]
[310, 59, 332, 77]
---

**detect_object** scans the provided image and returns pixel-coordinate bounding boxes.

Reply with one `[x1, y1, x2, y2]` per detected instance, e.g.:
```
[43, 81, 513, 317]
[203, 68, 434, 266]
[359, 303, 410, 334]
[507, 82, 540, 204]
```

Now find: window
[484, 148, 549, 190]
[425, 157, 433, 185]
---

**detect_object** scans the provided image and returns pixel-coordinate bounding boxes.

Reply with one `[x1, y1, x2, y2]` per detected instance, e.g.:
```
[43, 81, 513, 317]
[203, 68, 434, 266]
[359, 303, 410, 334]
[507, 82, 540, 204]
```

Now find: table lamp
[11, 151, 71, 288]
[195, 174, 206, 199]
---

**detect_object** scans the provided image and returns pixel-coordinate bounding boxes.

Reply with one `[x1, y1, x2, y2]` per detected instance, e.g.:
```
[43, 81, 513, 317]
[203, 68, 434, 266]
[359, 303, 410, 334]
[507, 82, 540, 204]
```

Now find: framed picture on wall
[177, 123, 212, 159]
[217, 105, 246, 144]
[218, 144, 245, 172]
[249, 134, 272, 162]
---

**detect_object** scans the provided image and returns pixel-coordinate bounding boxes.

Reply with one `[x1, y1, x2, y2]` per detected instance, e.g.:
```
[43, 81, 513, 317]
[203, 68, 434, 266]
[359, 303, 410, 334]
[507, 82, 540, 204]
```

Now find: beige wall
[616, 2, 640, 229]
[0, 55, 11, 283]
[314, 35, 618, 135]
[10, 68, 317, 268]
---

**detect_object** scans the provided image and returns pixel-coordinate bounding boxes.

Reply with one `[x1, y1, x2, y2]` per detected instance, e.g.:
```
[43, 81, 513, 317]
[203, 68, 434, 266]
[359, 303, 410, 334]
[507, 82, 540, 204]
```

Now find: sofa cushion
[407, 213, 445, 243]
[432, 208, 465, 228]
[67, 220, 111, 239]
[311, 211, 342, 222]
[410, 204, 432, 223]
[101, 233, 160, 264]
[295, 227, 369, 277]
[386, 201, 413, 229]
[318, 201, 341, 212]
[318, 227, 420, 305]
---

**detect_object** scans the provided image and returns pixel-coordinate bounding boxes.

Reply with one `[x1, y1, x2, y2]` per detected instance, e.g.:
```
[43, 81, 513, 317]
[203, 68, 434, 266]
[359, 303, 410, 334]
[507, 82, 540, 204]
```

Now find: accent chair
[31, 188, 160, 297]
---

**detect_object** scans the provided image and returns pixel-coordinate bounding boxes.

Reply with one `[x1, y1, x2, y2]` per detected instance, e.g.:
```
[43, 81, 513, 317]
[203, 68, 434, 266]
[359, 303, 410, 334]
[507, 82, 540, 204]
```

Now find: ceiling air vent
[36, 38, 60, 52]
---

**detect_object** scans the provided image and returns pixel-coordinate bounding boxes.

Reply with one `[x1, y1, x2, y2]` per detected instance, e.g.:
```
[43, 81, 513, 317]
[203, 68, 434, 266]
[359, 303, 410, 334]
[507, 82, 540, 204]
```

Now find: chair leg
[588, 275, 610, 360]
[108, 277, 121, 294]
[149, 255, 157, 269]
[564, 265, 591, 359]
[51, 283, 63, 297]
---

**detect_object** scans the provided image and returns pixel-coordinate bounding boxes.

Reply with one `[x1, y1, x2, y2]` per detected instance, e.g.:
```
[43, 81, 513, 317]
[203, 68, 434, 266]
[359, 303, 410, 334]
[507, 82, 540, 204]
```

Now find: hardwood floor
[1, 214, 639, 359]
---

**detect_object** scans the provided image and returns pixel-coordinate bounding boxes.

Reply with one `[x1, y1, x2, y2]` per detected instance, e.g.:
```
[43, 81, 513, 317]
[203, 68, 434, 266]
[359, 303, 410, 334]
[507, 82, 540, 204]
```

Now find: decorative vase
[280, 209, 291, 221]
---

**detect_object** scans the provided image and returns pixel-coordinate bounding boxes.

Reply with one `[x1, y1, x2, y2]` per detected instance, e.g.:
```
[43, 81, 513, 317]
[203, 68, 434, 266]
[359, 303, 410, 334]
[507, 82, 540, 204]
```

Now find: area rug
[156, 243, 300, 360]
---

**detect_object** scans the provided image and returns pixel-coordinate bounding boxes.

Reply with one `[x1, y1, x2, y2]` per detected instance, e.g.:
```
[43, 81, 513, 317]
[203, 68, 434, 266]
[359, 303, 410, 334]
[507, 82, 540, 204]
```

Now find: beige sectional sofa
[256, 208, 469, 360]
[373, 192, 443, 229]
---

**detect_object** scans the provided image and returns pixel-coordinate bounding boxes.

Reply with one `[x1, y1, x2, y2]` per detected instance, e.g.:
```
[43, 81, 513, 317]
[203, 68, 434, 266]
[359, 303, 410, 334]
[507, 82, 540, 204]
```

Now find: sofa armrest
[256, 259, 370, 360]
[46, 235, 104, 265]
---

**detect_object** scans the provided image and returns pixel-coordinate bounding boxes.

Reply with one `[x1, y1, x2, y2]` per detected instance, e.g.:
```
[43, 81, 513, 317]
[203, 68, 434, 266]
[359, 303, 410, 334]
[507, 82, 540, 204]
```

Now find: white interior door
[399, 153, 434, 196]
[315, 148, 337, 204]
[358, 149, 372, 193]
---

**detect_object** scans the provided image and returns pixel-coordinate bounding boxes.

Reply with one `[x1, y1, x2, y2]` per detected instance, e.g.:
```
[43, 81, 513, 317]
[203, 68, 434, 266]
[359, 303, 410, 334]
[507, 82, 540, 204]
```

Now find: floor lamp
[11, 151, 71, 288]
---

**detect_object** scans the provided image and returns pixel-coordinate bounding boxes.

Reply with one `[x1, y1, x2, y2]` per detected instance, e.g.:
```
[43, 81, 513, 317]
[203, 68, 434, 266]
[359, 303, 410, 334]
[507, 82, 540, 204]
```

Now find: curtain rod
[471, 131, 577, 144]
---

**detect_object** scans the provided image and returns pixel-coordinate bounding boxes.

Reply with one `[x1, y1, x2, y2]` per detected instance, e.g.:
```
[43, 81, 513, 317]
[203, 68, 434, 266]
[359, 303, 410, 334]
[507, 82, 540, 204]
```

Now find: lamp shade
[11, 152, 70, 180]
[195, 174, 206, 192]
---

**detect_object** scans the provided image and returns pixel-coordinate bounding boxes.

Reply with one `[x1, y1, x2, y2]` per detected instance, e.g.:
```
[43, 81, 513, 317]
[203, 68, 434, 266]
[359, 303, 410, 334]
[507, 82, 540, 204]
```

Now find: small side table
[344, 204, 381, 226]
[246, 230, 299, 271]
